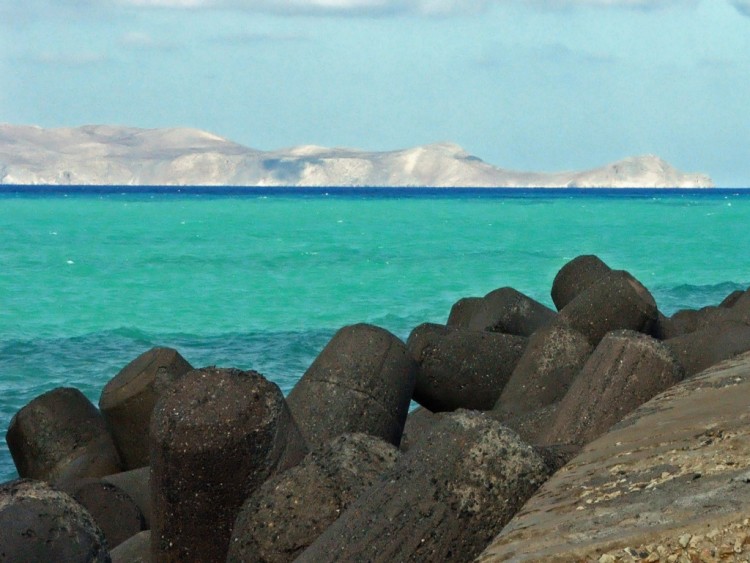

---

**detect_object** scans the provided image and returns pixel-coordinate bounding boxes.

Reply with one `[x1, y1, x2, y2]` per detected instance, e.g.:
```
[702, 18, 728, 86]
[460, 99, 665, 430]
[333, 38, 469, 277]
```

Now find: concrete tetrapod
[0, 479, 110, 562]
[227, 433, 400, 563]
[102, 466, 151, 528]
[110, 530, 150, 563]
[466, 287, 557, 337]
[550, 254, 611, 311]
[556, 269, 658, 346]
[493, 324, 592, 421]
[286, 323, 416, 450]
[407, 323, 527, 412]
[149, 367, 307, 563]
[446, 296, 483, 328]
[665, 321, 750, 377]
[59, 479, 146, 551]
[6, 387, 122, 483]
[295, 410, 549, 563]
[542, 330, 684, 447]
[99, 347, 193, 470]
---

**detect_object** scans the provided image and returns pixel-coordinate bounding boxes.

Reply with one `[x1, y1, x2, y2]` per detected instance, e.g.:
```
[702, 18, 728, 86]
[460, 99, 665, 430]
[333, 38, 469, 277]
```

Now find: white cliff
[0, 124, 713, 188]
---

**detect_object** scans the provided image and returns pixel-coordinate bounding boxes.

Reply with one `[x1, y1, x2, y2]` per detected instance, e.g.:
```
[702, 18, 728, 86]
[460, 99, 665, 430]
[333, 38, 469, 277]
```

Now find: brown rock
[286, 323, 416, 450]
[493, 324, 592, 420]
[407, 323, 527, 412]
[446, 297, 483, 328]
[99, 347, 193, 470]
[102, 467, 151, 528]
[467, 287, 557, 336]
[665, 321, 750, 377]
[150, 367, 306, 563]
[227, 433, 400, 563]
[556, 270, 658, 346]
[550, 254, 612, 311]
[59, 478, 146, 550]
[0, 479, 110, 562]
[296, 411, 549, 563]
[543, 330, 684, 446]
[6, 387, 121, 482]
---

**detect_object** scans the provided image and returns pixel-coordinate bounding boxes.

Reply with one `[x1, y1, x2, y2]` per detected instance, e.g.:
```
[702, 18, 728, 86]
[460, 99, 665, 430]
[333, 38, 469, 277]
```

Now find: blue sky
[2, 0, 750, 185]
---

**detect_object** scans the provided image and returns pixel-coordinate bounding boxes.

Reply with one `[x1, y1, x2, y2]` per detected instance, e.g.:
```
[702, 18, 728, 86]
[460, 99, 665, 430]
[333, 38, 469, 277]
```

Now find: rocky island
[0, 124, 713, 188]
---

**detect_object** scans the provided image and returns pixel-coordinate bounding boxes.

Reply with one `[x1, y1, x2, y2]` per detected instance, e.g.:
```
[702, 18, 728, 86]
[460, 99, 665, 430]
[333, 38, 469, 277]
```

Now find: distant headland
[0, 124, 713, 188]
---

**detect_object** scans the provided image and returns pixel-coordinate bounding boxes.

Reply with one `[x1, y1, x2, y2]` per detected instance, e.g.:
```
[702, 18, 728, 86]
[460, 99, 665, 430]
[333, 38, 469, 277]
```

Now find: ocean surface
[2, 186, 750, 481]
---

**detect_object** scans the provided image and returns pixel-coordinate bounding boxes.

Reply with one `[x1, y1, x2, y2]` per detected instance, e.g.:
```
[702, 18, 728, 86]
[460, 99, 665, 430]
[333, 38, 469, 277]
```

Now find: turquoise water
[1, 188, 749, 481]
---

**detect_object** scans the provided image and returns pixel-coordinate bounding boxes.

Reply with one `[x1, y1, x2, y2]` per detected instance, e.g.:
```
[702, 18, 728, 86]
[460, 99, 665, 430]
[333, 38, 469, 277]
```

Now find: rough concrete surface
[477, 351, 750, 562]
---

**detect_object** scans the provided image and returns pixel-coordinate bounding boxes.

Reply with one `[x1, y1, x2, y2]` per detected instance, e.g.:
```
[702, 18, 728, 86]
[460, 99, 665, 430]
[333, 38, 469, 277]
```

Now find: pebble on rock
[149, 367, 307, 563]
[407, 323, 527, 412]
[99, 347, 193, 470]
[286, 323, 416, 450]
[0, 479, 110, 563]
[6, 387, 122, 483]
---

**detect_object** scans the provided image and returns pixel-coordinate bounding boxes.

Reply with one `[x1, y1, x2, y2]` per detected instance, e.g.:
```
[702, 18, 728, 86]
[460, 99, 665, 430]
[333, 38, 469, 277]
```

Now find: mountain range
[0, 124, 713, 188]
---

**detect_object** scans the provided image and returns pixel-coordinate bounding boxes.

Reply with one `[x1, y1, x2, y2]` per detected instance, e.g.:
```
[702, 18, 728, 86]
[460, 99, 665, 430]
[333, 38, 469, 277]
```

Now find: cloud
[731, 0, 750, 16]
[111, 0, 689, 15]
[119, 31, 177, 50]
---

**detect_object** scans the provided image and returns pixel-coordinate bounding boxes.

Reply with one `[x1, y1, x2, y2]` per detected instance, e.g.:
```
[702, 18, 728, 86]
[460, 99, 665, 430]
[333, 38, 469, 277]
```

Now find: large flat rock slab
[477, 352, 750, 562]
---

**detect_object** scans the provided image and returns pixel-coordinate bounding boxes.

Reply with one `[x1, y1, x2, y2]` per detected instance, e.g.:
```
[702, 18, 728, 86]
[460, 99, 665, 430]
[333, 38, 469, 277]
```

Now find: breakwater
[3, 254, 750, 561]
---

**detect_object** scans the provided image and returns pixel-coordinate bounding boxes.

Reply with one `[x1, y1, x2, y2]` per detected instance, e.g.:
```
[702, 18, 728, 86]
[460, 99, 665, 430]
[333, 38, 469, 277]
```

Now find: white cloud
[111, 0, 690, 15]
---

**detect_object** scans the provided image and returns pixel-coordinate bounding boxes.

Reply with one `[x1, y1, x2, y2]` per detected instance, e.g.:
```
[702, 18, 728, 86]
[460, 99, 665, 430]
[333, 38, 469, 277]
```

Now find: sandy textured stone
[477, 351, 750, 562]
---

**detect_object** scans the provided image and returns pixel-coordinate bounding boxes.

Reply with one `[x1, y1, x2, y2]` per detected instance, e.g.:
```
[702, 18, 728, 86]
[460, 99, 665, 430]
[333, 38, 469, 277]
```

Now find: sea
[1, 186, 749, 481]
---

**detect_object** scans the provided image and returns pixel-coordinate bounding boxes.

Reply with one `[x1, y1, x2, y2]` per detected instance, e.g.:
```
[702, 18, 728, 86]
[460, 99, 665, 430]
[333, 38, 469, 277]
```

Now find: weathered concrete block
[719, 289, 745, 308]
[495, 402, 560, 446]
[407, 323, 527, 412]
[467, 287, 557, 336]
[150, 367, 307, 563]
[493, 324, 592, 420]
[446, 296, 482, 328]
[102, 466, 151, 528]
[0, 479, 110, 562]
[99, 347, 193, 470]
[399, 407, 443, 453]
[6, 387, 122, 482]
[478, 352, 750, 562]
[286, 323, 416, 450]
[550, 254, 611, 311]
[556, 270, 658, 345]
[665, 321, 750, 377]
[59, 479, 146, 551]
[110, 530, 150, 563]
[227, 433, 400, 563]
[542, 330, 684, 446]
[296, 411, 549, 563]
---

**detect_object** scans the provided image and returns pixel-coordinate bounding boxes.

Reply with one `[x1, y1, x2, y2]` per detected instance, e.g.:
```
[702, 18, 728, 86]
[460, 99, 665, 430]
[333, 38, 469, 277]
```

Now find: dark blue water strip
[1, 185, 750, 199]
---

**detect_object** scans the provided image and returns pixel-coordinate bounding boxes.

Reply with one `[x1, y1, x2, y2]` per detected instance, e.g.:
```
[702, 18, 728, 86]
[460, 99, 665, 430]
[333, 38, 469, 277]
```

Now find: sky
[2, 0, 750, 185]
